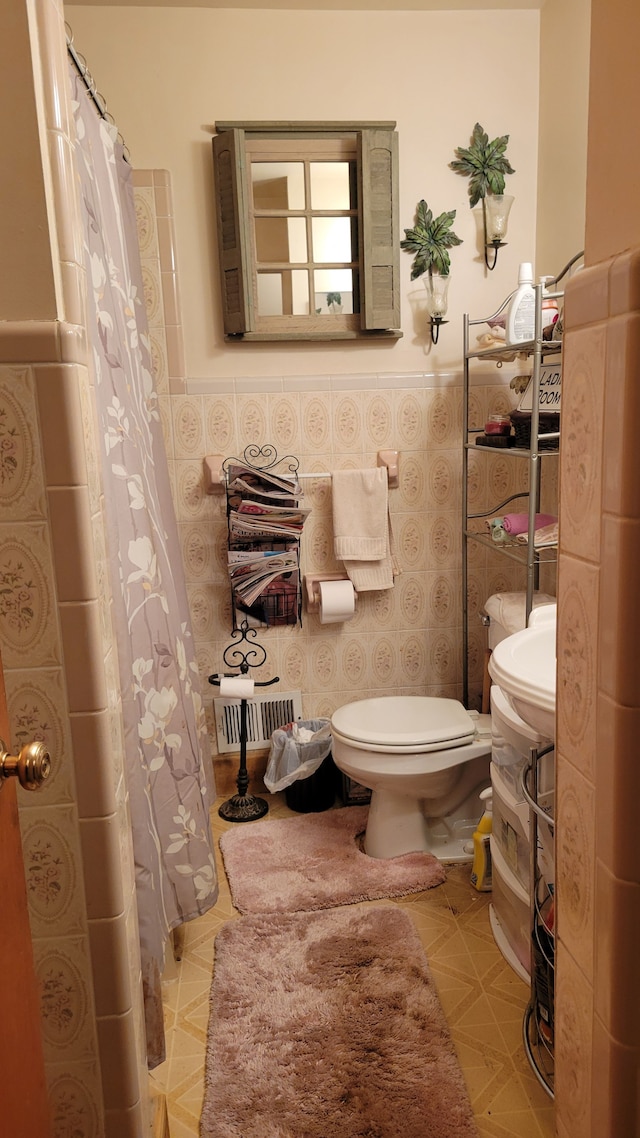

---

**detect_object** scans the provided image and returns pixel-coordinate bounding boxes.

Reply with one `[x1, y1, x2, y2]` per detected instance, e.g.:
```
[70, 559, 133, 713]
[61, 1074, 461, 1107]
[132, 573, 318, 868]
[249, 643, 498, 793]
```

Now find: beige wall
[536, 0, 590, 276]
[67, 6, 542, 378]
[585, 0, 640, 266]
[0, 0, 58, 319]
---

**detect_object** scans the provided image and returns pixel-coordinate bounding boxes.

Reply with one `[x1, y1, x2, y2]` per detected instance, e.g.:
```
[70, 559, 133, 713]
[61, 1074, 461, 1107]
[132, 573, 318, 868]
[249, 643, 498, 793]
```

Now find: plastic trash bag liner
[264, 719, 332, 793]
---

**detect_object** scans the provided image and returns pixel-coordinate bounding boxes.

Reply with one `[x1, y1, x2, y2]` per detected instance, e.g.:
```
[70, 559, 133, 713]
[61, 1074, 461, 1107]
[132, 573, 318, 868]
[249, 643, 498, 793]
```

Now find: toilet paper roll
[219, 675, 255, 698]
[319, 579, 356, 624]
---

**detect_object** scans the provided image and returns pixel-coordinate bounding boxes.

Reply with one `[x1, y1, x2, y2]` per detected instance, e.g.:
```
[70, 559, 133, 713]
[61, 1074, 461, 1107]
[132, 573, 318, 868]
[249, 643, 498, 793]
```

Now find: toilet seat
[330, 696, 476, 754]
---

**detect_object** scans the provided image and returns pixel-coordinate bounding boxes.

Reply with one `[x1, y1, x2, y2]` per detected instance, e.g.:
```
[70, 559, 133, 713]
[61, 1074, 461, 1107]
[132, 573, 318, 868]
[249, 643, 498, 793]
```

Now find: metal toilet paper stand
[208, 620, 279, 822]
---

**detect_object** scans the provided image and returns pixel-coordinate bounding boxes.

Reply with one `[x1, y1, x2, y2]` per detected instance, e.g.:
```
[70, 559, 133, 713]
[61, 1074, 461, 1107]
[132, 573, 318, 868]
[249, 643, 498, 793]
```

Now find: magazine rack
[222, 445, 307, 630]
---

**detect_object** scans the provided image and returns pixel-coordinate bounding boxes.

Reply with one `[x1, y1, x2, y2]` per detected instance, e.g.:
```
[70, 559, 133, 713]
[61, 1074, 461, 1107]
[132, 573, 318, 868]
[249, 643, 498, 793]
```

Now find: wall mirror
[212, 122, 402, 342]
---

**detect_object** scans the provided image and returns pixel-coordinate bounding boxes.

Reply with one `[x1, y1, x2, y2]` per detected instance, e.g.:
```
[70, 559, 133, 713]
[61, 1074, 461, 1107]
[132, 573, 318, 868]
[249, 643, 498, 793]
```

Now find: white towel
[331, 468, 398, 591]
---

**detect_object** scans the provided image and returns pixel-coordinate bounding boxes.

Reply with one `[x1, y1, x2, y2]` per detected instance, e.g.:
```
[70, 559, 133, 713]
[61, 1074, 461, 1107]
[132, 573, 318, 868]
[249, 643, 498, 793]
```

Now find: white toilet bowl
[330, 696, 492, 861]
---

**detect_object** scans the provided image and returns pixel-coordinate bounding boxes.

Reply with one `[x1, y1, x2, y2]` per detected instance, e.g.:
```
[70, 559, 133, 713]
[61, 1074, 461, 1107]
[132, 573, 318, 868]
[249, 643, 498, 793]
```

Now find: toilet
[330, 696, 492, 861]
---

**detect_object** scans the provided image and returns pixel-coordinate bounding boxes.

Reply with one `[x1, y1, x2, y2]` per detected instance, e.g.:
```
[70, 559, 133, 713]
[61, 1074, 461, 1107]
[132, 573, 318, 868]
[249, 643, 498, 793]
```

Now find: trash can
[264, 719, 336, 813]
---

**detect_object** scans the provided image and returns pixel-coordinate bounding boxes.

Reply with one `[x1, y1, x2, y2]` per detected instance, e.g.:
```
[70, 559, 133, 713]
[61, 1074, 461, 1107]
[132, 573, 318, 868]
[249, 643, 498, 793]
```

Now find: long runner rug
[218, 805, 445, 914]
[201, 904, 478, 1137]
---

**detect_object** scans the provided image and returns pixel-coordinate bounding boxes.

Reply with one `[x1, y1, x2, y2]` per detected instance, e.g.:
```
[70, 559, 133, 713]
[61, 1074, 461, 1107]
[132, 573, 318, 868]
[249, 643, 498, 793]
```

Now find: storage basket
[510, 410, 560, 451]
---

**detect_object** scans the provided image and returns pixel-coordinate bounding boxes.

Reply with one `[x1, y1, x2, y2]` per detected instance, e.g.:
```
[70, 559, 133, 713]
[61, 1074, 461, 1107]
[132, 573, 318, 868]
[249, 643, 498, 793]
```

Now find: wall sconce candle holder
[424, 271, 451, 343]
[483, 193, 514, 270]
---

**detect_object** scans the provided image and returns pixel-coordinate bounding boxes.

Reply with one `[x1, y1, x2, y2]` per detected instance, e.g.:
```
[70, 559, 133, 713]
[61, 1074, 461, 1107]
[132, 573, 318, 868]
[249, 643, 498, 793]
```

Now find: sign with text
[518, 355, 562, 412]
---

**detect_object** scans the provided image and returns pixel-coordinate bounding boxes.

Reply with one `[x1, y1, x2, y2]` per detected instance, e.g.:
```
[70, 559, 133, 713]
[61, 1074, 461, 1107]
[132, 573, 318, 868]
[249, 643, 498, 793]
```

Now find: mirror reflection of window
[309, 162, 353, 210]
[255, 218, 307, 263]
[314, 269, 355, 315]
[257, 270, 309, 317]
[311, 216, 353, 263]
[251, 163, 305, 209]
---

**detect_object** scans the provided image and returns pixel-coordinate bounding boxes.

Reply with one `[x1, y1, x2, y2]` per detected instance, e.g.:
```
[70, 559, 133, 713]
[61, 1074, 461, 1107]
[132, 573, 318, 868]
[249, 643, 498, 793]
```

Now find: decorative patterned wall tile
[559, 325, 605, 562]
[269, 393, 300, 450]
[425, 629, 459, 687]
[554, 943, 593, 1136]
[204, 397, 236, 456]
[425, 389, 459, 448]
[134, 188, 157, 258]
[48, 1063, 103, 1138]
[394, 391, 423, 447]
[237, 396, 268, 444]
[364, 394, 393, 448]
[398, 573, 427, 628]
[487, 453, 518, 505]
[175, 461, 212, 521]
[172, 396, 204, 459]
[332, 392, 362, 450]
[35, 937, 97, 1063]
[5, 667, 74, 805]
[557, 759, 595, 982]
[398, 453, 426, 509]
[311, 641, 337, 689]
[426, 513, 459, 570]
[179, 522, 215, 582]
[371, 636, 397, 685]
[187, 585, 217, 643]
[466, 451, 487, 512]
[299, 396, 331, 452]
[338, 637, 368, 688]
[282, 643, 307, 690]
[0, 525, 60, 667]
[20, 807, 87, 937]
[426, 451, 458, 509]
[557, 555, 599, 780]
[428, 571, 458, 626]
[0, 366, 47, 518]
[400, 634, 426, 685]
[370, 587, 396, 629]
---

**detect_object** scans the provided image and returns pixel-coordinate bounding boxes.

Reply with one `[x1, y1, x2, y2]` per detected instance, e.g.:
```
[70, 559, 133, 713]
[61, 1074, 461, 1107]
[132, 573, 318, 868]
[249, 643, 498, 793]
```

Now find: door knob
[0, 740, 51, 791]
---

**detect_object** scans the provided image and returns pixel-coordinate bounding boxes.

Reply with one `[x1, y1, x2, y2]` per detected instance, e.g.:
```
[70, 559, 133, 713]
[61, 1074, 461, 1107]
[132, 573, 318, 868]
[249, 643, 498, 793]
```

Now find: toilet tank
[483, 591, 556, 649]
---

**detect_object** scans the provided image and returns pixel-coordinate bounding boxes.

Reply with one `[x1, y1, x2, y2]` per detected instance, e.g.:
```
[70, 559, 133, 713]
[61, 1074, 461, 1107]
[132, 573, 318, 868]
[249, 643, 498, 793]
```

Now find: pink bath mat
[218, 805, 445, 914]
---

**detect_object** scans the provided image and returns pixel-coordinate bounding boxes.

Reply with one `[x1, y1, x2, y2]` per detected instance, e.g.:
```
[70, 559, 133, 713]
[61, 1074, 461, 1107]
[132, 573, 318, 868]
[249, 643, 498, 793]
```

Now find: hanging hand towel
[331, 468, 398, 591]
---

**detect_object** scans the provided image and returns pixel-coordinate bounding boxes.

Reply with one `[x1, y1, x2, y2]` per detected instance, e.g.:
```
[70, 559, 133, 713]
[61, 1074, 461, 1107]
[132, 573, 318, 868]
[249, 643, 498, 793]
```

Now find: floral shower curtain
[70, 66, 218, 1067]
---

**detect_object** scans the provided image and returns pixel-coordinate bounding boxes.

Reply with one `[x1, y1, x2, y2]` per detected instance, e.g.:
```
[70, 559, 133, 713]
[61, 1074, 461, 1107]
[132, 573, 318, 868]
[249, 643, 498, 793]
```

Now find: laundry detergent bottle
[506, 261, 535, 343]
[470, 786, 493, 892]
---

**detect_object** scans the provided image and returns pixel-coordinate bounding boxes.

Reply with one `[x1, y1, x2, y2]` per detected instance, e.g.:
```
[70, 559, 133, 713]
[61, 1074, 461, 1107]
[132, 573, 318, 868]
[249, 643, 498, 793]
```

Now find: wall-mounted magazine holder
[222, 445, 307, 631]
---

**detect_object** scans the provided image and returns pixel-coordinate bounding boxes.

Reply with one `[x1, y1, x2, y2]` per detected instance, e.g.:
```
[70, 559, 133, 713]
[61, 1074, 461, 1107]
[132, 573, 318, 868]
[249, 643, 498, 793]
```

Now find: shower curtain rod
[65, 24, 130, 162]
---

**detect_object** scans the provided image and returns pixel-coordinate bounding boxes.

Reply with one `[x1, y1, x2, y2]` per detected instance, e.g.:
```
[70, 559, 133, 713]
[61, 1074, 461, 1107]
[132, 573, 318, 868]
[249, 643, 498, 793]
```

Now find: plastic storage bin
[490, 685, 553, 802]
[492, 764, 554, 891]
[490, 841, 531, 977]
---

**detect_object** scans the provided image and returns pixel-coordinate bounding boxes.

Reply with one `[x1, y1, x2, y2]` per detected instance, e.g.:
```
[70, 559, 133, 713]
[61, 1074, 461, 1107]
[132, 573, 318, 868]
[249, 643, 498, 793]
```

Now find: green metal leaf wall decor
[400, 200, 463, 280]
[450, 122, 515, 208]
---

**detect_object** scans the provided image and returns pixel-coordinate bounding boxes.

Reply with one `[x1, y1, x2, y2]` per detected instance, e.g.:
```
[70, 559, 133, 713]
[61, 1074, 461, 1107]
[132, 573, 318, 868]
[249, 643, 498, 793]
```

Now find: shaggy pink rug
[218, 805, 445, 915]
[202, 904, 478, 1137]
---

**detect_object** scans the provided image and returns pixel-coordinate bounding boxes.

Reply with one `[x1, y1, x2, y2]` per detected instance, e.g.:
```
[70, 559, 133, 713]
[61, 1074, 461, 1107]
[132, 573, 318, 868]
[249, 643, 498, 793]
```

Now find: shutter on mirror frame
[212, 129, 254, 334]
[359, 128, 400, 331]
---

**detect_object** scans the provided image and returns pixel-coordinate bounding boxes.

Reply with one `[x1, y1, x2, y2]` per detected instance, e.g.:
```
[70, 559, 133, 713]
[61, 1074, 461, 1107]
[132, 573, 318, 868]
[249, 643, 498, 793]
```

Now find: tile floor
[150, 794, 555, 1138]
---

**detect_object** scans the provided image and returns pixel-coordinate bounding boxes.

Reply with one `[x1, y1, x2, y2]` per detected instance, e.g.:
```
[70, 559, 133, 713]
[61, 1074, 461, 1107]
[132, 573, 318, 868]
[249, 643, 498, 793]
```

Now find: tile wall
[554, 250, 640, 1138]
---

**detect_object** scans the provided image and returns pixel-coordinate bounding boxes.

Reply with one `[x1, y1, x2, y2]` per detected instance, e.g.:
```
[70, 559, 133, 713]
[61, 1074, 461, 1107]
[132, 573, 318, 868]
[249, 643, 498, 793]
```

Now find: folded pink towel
[502, 512, 557, 535]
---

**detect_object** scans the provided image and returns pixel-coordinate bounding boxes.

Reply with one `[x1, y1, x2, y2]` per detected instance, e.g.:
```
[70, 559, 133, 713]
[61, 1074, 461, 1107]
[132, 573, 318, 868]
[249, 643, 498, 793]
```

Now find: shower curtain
[69, 65, 218, 1067]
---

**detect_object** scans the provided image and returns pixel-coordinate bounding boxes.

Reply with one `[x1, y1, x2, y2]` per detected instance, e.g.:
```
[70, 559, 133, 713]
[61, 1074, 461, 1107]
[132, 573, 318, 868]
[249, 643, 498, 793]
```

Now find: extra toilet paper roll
[219, 675, 255, 698]
[319, 579, 356, 624]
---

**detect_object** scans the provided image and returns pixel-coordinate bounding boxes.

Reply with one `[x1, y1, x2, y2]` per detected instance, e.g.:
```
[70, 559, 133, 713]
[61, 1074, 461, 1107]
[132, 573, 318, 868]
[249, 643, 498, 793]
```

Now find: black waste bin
[265, 718, 335, 812]
[285, 752, 338, 813]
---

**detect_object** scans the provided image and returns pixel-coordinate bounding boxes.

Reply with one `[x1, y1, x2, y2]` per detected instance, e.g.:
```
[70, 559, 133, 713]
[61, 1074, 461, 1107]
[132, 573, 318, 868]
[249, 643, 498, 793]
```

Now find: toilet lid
[330, 697, 476, 750]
